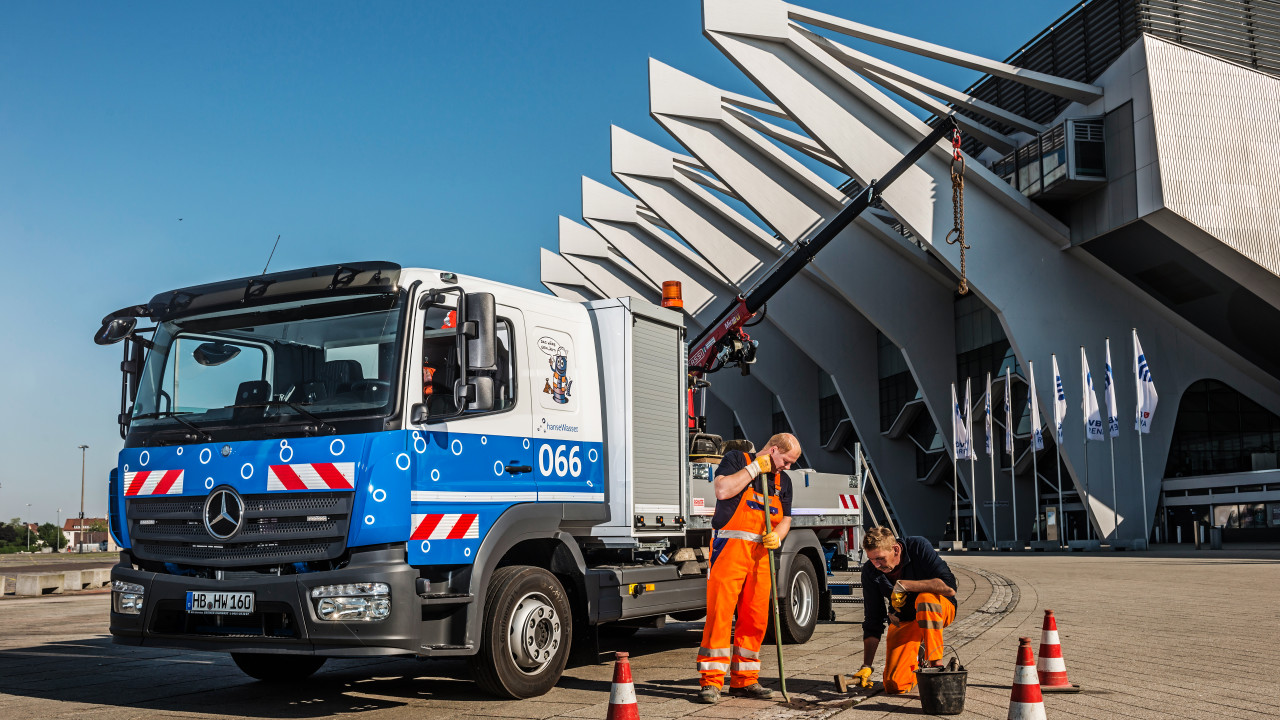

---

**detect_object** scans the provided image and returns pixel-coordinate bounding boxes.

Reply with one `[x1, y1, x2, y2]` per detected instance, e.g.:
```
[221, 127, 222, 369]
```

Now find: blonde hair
[761, 432, 799, 455]
[861, 526, 897, 552]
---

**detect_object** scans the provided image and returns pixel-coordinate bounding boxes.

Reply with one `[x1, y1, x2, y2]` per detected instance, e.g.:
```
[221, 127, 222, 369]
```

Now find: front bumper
[109, 546, 419, 656]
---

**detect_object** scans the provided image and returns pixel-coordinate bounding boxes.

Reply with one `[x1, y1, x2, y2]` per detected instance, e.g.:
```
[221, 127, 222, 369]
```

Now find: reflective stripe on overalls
[696, 452, 782, 690]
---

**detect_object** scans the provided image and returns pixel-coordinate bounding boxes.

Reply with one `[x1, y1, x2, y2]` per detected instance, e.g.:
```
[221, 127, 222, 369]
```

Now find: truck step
[419, 593, 475, 606]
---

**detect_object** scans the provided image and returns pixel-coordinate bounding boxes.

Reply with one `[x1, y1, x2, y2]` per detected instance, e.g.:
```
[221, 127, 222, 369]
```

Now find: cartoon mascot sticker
[540, 338, 573, 404]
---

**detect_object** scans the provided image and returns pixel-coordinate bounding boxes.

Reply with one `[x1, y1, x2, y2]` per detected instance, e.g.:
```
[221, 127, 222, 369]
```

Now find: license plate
[185, 590, 255, 615]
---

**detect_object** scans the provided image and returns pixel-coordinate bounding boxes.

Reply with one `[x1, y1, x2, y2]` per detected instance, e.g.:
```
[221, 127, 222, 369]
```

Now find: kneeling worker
[695, 433, 802, 704]
[852, 528, 958, 694]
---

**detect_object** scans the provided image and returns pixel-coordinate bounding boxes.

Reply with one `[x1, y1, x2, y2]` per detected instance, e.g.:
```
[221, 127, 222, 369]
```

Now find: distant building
[63, 518, 118, 552]
[541, 0, 1280, 545]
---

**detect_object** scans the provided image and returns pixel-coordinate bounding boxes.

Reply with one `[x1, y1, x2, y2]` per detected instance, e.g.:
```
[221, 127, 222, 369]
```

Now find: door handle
[505, 463, 533, 475]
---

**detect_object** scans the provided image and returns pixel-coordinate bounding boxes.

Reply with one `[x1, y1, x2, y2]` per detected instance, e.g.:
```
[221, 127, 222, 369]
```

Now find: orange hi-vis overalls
[696, 454, 782, 690]
[883, 592, 956, 693]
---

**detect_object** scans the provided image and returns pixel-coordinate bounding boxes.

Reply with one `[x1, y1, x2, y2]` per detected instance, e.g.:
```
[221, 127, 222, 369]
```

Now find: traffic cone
[1008, 637, 1046, 720]
[606, 651, 640, 720]
[1037, 610, 1081, 692]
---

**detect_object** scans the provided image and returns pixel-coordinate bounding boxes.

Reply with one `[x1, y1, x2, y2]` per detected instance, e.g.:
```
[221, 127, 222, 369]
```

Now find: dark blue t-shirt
[860, 535, 957, 639]
[711, 451, 793, 530]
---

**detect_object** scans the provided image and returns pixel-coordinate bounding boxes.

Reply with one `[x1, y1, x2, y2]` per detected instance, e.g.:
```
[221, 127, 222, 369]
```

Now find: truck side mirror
[94, 317, 137, 345]
[464, 292, 496, 371]
[456, 376, 494, 412]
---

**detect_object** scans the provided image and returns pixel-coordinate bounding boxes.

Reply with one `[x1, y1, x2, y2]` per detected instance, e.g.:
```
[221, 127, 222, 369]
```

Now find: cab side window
[421, 311, 516, 417]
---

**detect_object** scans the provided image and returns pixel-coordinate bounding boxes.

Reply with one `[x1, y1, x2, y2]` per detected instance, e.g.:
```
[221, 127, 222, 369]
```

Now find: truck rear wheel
[470, 566, 572, 698]
[231, 653, 325, 682]
[779, 554, 818, 644]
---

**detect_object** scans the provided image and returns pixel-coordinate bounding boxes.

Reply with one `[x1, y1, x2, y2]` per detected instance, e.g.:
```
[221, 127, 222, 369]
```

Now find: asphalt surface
[1, 547, 1277, 719]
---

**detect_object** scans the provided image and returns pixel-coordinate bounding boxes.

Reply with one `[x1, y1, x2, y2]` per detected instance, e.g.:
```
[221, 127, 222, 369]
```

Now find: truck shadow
[0, 623, 712, 717]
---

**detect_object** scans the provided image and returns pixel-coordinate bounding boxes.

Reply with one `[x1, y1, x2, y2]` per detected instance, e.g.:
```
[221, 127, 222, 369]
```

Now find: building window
[818, 372, 848, 446]
[878, 331, 918, 432]
[1165, 379, 1280, 477]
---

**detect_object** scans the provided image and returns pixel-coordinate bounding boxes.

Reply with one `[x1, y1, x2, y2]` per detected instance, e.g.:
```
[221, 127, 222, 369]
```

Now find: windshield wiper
[238, 401, 337, 435]
[132, 411, 214, 442]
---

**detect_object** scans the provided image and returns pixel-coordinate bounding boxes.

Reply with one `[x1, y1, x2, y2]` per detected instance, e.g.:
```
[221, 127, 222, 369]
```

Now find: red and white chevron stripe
[411, 513, 479, 540]
[124, 470, 184, 496]
[838, 494, 859, 510]
[267, 462, 355, 491]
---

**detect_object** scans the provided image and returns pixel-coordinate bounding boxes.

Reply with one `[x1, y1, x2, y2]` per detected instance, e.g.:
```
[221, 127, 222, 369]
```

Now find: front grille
[128, 492, 351, 567]
[151, 599, 299, 638]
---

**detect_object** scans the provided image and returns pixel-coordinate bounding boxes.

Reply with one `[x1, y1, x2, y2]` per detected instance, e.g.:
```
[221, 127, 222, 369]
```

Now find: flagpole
[988, 372, 996, 547]
[952, 383, 960, 543]
[1108, 434, 1118, 541]
[1080, 346, 1092, 543]
[967, 378, 977, 545]
[1029, 361, 1040, 543]
[1133, 328, 1149, 547]
[1005, 367, 1016, 548]
[1105, 337, 1120, 543]
[1083, 437, 1092, 541]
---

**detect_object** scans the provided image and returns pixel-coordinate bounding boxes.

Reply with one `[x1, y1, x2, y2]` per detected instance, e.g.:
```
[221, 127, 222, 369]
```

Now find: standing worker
[851, 528, 958, 694]
[694, 433, 802, 704]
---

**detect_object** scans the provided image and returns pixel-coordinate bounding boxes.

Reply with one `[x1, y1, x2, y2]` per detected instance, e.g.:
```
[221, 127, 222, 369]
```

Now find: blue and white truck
[95, 262, 862, 697]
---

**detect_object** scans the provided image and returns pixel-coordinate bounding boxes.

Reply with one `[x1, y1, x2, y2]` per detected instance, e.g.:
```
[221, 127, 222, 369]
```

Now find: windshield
[131, 293, 404, 433]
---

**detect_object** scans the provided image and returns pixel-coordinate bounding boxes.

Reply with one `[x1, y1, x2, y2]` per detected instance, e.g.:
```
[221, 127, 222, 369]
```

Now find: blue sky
[0, 1, 1076, 525]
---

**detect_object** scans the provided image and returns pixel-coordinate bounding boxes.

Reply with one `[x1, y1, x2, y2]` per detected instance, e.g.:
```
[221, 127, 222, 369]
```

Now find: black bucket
[915, 648, 968, 715]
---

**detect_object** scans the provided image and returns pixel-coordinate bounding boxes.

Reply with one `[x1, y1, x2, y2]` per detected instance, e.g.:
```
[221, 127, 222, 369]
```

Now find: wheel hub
[508, 592, 561, 673]
[790, 568, 815, 627]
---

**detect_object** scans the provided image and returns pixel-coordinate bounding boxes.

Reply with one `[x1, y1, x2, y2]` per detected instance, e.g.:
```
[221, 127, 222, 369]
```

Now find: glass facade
[877, 331, 917, 432]
[1165, 379, 1280, 477]
[818, 372, 848, 446]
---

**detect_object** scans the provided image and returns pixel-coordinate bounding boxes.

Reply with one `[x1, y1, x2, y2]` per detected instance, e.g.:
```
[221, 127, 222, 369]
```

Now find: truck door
[408, 303, 535, 567]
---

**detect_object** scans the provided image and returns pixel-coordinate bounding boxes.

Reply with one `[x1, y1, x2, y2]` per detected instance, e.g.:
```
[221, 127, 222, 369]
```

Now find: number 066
[538, 444, 582, 477]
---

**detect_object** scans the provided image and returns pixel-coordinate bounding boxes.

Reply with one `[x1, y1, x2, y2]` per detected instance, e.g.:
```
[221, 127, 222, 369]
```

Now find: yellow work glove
[853, 666, 874, 689]
[890, 580, 908, 610]
[754, 453, 773, 474]
[762, 531, 780, 550]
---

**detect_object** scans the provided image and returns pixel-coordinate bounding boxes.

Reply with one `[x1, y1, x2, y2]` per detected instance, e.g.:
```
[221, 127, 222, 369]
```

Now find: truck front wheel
[470, 566, 572, 698]
[779, 554, 818, 644]
[231, 653, 325, 682]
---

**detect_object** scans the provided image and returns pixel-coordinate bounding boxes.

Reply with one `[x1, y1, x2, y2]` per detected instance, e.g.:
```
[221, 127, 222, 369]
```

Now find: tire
[231, 653, 325, 682]
[469, 566, 573, 698]
[779, 554, 818, 644]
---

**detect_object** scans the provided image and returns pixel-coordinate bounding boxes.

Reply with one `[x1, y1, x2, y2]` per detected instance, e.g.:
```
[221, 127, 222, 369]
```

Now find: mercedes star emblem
[203, 487, 244, 540]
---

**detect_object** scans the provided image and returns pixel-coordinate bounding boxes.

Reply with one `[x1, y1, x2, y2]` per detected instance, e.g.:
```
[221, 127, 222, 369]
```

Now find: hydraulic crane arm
[687, 116, 960, 376]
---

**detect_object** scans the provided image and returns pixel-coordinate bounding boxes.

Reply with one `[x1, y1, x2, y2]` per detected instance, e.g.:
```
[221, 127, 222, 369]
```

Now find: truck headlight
[112, 580, 145, 615]
[309, 582, 390, 621]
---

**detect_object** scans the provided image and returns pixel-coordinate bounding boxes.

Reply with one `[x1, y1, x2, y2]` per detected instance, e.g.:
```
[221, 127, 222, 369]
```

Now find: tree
[0, 524, 15, 545]
[88, 520, 108, 533]
[37, 523, 62, 549]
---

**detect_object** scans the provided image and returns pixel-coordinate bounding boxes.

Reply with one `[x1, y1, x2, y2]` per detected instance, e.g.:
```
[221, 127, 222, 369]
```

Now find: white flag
[952, 383, 972, 460]
[1004, 367, 1014, 455]
[1052, 354, 1067, 444]
[985, 372, 993, 457]
[965, 378, 974, 461]
[1133, 330, 1158, 433]
[1081, 347, 1104, 442]
[1028, 361, 1045, 451]
[1104, 338, 1119, 438]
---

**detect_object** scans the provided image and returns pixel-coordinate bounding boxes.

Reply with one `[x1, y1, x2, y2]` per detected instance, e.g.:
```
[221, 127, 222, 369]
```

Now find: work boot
[729, 683, 774, 699]
[696, 685, 721, 704]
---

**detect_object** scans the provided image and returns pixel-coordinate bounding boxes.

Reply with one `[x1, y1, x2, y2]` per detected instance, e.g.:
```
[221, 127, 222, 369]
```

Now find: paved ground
[0, 547, 1276, 719]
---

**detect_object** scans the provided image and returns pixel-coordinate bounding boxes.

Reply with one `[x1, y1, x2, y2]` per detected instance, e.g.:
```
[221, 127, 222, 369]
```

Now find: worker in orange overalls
[695, 433, 802, 704]
[851, 527, 958, 694]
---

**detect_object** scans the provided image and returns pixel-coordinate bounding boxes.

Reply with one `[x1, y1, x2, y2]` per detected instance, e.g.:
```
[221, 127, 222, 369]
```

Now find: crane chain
[944, 128, 970, 295]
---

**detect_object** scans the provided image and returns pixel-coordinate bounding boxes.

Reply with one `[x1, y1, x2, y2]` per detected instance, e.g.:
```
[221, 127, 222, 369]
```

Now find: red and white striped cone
[1008, 637, 1046, 720]
[1037, 610, 1081, 693]
[606, 651, 640, 720]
